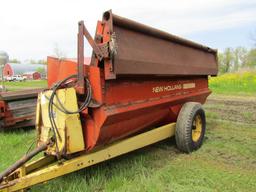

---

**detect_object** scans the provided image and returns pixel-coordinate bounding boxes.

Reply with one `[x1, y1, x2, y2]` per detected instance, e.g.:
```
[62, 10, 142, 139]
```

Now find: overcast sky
[1, 0, 256, 60]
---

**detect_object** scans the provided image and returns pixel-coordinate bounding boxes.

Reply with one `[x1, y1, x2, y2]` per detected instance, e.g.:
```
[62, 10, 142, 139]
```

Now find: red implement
[47, 10, 217, 150]
[0, 11, 218, 191]
[0, 89, 42, 129]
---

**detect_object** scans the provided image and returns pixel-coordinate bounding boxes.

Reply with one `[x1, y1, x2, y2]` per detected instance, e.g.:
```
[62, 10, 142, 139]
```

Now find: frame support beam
[0, 123, 176, 192]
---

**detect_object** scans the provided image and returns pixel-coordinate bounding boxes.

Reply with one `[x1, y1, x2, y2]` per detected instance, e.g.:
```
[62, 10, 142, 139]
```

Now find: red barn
[3, 63, 13, 76]
[3, 63, 46, 78]
[23, 71, 41, 80]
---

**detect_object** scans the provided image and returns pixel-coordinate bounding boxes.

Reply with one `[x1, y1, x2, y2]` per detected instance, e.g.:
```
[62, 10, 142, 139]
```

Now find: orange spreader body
[48, 57, 211, 151]
[47, 10, 217, 151]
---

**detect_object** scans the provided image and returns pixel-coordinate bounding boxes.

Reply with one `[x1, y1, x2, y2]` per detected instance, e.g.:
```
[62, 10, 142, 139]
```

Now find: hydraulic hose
[47, 74, 92, 159]
[0, 142, 49, 183]
[0, 75, 91, 182]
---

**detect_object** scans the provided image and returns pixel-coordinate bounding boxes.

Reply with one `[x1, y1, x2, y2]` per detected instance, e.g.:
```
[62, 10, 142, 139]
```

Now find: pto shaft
[0, 142, 49, 182]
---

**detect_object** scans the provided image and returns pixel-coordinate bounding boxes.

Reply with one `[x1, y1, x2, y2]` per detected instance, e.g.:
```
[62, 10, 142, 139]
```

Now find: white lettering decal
[152, 84, 182, 93]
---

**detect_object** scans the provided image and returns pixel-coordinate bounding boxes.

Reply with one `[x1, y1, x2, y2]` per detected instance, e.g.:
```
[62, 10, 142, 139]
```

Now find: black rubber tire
[175, 102, 206, 153]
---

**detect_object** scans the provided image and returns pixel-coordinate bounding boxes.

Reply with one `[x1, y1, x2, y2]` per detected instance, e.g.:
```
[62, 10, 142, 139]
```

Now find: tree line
[218, 47, 256, 74]
[9, 59, 47, 64]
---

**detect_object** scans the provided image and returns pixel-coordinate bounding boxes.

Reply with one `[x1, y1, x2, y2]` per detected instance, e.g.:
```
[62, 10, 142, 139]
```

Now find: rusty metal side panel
[0, 89, 42, 101]
[0, 89, 39, 129]
[113, 25, 217, 76]
[0, 98, 37, 129]
[100, 11, 218, 78]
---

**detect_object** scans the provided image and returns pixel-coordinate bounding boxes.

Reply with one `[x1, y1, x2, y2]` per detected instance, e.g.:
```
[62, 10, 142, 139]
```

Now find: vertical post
[76, 21, 105, 94]
[77, 21, 85, 94]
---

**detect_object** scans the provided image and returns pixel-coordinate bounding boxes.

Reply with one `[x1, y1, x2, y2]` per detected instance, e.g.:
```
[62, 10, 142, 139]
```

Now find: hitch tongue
[0, 142, 49, 183]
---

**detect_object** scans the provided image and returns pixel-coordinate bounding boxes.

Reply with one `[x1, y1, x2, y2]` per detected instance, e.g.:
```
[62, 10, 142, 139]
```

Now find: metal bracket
[77, 21, 107, 94]
[97, 33, 117, 59]
[98, 42, 109, 58]
[76, 21, 117, 93]
[79, 21, 105, 61]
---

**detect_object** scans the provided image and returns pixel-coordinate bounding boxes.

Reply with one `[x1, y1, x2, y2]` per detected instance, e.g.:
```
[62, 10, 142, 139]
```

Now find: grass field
[0, 95, 255, 191]
[2, 80, 47, 91]
[0, 73, 256, 191]
[209, 71, 256, 95]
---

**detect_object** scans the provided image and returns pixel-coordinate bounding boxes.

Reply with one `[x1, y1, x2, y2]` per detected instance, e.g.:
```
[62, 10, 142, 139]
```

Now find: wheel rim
[192, 114, 202, 142]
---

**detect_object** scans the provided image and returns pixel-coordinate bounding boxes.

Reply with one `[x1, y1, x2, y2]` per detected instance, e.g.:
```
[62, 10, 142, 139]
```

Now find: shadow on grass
[0, 126, 35, 134]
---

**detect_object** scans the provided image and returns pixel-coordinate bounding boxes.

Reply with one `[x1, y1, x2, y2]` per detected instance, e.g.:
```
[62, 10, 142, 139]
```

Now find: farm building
[23, 71, 41, 80]
[3, 63, 46, 79]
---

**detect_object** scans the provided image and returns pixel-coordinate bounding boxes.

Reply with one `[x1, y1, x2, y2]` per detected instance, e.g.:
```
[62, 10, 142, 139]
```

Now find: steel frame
[0, 123, 175, 192]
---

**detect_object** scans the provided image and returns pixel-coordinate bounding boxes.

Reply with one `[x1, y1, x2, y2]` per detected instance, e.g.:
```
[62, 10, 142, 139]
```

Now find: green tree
[36, 67, 45, 74]
[251, 30, 256, 47]
[9, 58, 21, 63]
[37, 59, 47, 65]
[28, 59, 37, 64]
[218, 48, 234, 74]
[27, 59, 47, 64]
[218, 52, 225, 74]
[246, 49, 256, 68]
[233, 47, 248, 70]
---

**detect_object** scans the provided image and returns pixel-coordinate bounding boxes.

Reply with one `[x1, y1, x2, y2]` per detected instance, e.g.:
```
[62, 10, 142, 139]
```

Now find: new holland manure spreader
[0, 10, 218, 191]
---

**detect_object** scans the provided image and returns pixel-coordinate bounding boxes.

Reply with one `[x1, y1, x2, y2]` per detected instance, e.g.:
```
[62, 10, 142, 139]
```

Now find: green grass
[209, 71, 256, 95]
[1, 80, 47, 91]
[0, 129, 36, 170]
[0, 74, 256, 191]
[3, 71, 255, 94]
[243, 112, 254, 122]
[1, 109, 256, 191]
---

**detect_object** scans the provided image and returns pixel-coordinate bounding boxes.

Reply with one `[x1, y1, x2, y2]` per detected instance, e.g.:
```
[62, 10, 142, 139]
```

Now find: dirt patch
[205, 95, 256, 124]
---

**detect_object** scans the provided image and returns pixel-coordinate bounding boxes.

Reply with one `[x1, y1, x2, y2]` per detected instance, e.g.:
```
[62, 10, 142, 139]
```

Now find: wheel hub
[192, 114, 202, 142]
